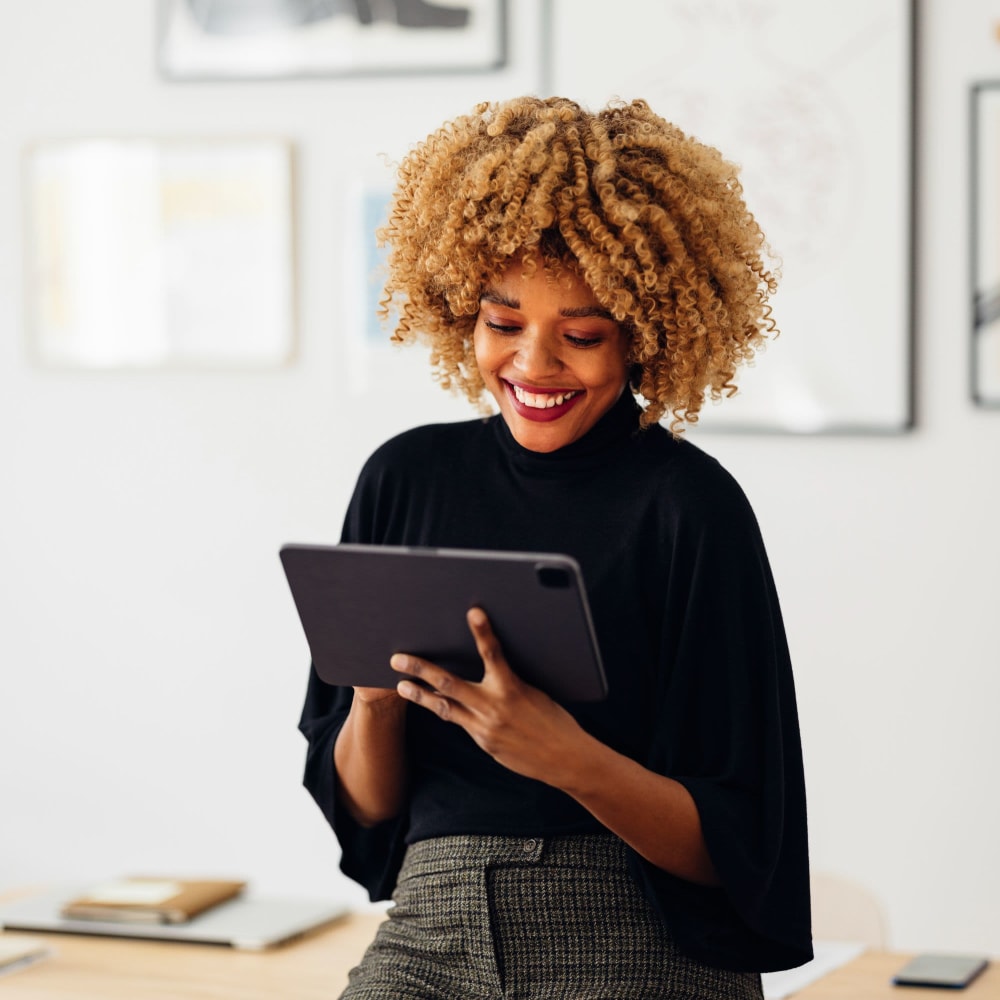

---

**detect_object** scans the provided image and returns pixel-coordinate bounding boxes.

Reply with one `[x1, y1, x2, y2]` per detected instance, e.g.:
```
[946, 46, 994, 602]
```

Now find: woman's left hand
[390, 607, 585, 786]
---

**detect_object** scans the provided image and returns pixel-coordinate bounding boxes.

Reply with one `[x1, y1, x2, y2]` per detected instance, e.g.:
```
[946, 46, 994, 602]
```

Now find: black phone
[892, 953, 989, 990]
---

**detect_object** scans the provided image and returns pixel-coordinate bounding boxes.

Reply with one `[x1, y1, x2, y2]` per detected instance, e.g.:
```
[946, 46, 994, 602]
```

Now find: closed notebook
[60, 878, 246, 924]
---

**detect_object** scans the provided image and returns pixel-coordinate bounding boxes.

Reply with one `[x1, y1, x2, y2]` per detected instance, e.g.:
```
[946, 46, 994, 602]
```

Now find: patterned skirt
[339, 832, 763, 1000]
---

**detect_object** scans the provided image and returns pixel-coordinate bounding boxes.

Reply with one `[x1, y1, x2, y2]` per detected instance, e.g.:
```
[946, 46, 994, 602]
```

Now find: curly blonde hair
[378, 95, 778, 430]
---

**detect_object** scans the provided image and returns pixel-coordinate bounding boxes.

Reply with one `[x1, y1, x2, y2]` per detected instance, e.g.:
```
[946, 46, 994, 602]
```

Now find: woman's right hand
[334, 683, 409, 827]
[352, 685, 405, 706]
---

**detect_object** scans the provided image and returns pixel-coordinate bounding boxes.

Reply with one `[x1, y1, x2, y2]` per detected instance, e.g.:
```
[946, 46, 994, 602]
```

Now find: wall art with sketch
[158, 0, 507, 79]
[551, 0, 915, 434]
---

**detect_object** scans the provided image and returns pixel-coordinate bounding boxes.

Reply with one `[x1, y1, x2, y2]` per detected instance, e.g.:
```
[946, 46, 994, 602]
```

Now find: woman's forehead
[491, 252, 593, 288]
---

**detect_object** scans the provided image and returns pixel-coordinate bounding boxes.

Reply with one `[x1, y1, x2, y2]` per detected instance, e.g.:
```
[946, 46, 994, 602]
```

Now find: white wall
[1, 0, 998, 955]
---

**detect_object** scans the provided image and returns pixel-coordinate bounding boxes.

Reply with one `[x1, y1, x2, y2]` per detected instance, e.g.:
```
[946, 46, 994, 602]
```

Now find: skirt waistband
[399, 832, 628, 880]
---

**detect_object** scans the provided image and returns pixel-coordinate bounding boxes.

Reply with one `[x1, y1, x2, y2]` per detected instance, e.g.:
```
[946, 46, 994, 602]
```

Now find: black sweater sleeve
[298, 666, 407, 898]
[629, 457, 812, 971]
[296, 452, 410, 899]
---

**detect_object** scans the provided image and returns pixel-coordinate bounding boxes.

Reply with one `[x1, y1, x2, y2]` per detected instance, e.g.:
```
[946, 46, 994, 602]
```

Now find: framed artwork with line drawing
[971, 82, 1000, 407]
[551, 0, 916, 434]
[158, 0, 507, 80]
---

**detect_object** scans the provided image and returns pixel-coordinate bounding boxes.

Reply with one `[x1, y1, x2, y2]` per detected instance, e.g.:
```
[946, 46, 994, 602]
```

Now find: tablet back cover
[280, 543, 607, 702]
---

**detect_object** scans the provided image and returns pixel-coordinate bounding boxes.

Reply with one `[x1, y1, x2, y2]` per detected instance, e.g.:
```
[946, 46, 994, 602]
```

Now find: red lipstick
[503, 380, 583, 422]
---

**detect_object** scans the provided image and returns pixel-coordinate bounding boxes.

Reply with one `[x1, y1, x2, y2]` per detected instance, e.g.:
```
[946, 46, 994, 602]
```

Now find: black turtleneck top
[298, 391, 812, 972]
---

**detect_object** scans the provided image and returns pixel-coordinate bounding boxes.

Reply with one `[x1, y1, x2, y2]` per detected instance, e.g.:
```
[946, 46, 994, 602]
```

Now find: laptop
[0, 888, 348, 951]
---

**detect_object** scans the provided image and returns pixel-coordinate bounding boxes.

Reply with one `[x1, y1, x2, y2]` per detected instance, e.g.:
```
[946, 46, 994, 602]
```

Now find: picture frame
[970, 82, 1000, 407]
[343, 182, 395, 395]
[550, 0, 916, 434]
[24, 137, 295, 370]
[158, 0, 507, 80]
[360, 188, 394, 348]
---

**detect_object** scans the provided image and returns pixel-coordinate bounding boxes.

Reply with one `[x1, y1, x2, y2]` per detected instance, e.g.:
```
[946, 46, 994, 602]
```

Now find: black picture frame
[971, 81, 1000, 408]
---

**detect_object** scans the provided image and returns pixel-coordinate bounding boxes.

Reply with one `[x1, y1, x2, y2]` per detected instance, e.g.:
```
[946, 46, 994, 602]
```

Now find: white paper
[762, 940, 867, 999]
[83, 879, 180, 906]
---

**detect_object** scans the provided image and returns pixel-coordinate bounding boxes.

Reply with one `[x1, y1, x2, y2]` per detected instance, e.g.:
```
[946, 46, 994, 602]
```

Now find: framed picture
[342, 182, 394, 393]
[360, 188, 394, 348]
[550, 0, 916, 434]
[158, 0, 507, 80]
[24, 138, 295, 370]
[971, 82, 1000, 407]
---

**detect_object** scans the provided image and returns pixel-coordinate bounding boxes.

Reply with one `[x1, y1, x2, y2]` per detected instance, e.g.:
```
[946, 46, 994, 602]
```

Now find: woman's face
[473, 259, 630, 453]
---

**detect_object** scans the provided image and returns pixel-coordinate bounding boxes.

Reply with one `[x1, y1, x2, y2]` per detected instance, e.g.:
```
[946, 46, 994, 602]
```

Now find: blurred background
[1, 0, 998, 955]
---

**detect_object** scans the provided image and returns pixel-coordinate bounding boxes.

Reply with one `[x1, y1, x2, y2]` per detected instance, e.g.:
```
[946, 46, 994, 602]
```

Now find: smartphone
[892, 953, 989, 989]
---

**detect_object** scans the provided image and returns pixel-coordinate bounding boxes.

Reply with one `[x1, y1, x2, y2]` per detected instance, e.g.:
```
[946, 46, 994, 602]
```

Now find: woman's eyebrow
[480, 291, 614, 321]
[560, 305, 615, 320]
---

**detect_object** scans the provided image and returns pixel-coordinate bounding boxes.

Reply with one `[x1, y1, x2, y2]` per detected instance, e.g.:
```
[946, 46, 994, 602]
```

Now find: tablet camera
[536, 565, 571, 589]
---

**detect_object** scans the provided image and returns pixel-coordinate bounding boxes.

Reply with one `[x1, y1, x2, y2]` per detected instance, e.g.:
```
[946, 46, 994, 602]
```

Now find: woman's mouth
[512, 384, 582, 408]
[504, 381, 583, 421]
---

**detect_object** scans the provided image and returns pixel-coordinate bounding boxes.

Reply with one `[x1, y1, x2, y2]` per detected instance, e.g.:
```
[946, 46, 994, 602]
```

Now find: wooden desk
[0, 914, 997, 999]
[0, 911, 386, 1000]
[796, 950, 999, 998]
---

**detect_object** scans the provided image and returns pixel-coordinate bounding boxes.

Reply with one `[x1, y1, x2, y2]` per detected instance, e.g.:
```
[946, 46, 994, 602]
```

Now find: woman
[300, 95, 812, 999]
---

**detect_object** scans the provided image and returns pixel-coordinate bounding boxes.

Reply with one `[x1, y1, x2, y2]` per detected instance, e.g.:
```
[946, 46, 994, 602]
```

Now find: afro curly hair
[377, 95, 778, 431]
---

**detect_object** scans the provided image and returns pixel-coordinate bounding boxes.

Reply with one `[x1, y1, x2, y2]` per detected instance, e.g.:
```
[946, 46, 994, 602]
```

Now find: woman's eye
[485, 321, 520, 334]
[566, 334, 602, 348]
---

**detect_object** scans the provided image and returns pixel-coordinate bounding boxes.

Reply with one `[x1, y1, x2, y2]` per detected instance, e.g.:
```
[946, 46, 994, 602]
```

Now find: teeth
[512, 385, 580, 409]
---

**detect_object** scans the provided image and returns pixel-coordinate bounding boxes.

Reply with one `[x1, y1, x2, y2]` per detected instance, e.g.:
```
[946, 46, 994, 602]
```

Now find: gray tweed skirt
[339, 833, 763, 1000]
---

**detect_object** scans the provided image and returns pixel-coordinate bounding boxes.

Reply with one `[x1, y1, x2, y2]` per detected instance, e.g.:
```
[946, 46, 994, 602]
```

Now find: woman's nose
[512, 330, 562, 378]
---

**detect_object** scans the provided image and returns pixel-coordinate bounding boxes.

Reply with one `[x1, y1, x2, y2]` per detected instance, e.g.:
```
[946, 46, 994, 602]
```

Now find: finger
[395, 675, 472, 726]
[466, 607, 513, 678]
[395, 677, 442, 714]
[390, 653, 462, 698]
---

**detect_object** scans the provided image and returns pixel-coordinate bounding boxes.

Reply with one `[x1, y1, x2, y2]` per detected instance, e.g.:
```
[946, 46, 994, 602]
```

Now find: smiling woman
[298, 95, 811, 1000]
[377, 96, 777, 433]
[473, 261, 630, 452]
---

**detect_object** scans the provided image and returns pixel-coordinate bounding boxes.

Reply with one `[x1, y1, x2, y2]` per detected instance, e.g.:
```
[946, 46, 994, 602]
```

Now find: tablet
[279, 543, 608, 702]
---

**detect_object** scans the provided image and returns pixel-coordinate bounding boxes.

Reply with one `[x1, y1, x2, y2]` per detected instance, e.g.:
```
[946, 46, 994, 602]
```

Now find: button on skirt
[339, 833, 763, 1000]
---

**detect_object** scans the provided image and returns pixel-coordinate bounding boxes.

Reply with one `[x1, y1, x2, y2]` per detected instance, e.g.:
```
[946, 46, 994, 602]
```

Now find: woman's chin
[502, 410, 581, 452]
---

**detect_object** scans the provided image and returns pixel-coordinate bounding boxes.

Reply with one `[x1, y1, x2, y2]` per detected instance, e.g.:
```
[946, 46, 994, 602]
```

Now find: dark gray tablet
[279, 543, 607, 702]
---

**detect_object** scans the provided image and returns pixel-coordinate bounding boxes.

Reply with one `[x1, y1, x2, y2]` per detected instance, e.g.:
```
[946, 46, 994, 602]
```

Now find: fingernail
[391, 654, 408, 671]
[468, 608, 486, 626]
